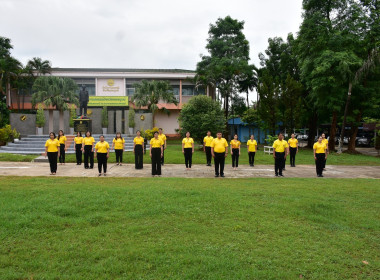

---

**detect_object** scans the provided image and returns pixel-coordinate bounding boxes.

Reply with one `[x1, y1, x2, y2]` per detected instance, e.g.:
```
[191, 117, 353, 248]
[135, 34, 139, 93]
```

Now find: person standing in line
[247, 134, 257, 167]
[158, 128, 167, 166]
[44, 132, 60, 175]
[203, 131, 214, 166]
[74, 131, 83, 165]
[288, 133, 299, 167]
[94, 135, 110, 177]
[112, 132, 125, 166]
[314, 136, 327, 177]
[272, 133, 289, 177]
[133, 130, 144, 169]
[57, 130, 67, 165]
[321, 133, 329, 170]
[230, 134, 241, 170]
[82, 131, 95, 169]
[182, 131, 194, 170]
[211, 132, 228, 177]
[150, 131, 163, 176]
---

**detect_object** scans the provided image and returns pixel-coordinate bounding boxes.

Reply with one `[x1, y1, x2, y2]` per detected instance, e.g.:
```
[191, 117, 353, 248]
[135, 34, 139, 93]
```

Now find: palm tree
[238, 64, 258, 108]
[132, 80, 178, 126]
[0, 56, 22, 106]
[32, 76, 79, 132]
[26, 57, 51, 77]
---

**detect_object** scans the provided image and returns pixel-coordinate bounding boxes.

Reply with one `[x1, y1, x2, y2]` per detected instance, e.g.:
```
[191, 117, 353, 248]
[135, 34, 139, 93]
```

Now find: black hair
[100, 135, 104, 138]
[114, 132, 123, 141]
[217, 131, 222, 134]
[57, 130, 64, 140]
[278, 132, 283, 136]
[154, 131, 159, 135]
[136, 130, 141, 133]
[76, 131, 82, 137]
[49, 132, 56, 139]
[85, 131, 92, 137]
[186, 131, 190, 135]
[159, 128, 163, 131]
[250, 134, 255, 137]
[234, 134, 239, 140]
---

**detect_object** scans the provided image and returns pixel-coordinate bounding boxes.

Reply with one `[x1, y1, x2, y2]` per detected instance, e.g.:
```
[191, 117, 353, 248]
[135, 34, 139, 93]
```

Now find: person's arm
[211, 147, 215, 158]
[192, 142, 194, 153]
[91, 143, 94, 152]
[133, 142, 136, 154]
[255, 144, 257, 153]
[273, 149, 276, 159]
[164, 140, 167, 150]
[325, 147, 328, 159]
[203, 141, 205, 152]
[239, 144, 241, 155]
[247, 143, 249, 154]
[45, 146, 48, 157]
[64, 138, 67, 151]
[182, 142, 185, 154]
[225, 146, 228, 157]
[57, 144, 60, 158]
[94, 146, 97, 157]
[161, 145, 163, 157]
[81, 140, 84, 151]
[313, 149, 316, 160]
[111, 141, 115, 150]
[122, 140, 125, 151]
[285, 147, 289, 158]
[296, 142, 299, 153]
[149, 142, 152, 158]
[106, 147, 110, 158]
[230, 144, 233, 155]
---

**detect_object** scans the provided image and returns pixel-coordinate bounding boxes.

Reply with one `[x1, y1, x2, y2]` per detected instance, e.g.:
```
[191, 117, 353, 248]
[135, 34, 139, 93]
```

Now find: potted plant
[101, 106, 108, 134]
[128, 109, 135, 135]
[36, 104, 46, 135]
[69, 104, 76, 134]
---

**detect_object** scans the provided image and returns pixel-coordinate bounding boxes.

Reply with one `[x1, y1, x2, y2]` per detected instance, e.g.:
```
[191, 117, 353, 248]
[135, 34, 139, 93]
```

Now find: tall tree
[237, 64, 258, 108]
[26, 57, 52, 77]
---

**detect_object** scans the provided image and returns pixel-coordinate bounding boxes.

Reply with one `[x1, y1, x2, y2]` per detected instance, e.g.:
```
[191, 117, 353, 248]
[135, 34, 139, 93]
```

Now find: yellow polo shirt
[322, 139, 328, 147]
[45, 139, 60, 152]
[230, 140, 241, 149]
[150, 138, 163, 148]
[57, 136, 66, 145]
[74, 136, 83, 144]
[182, 137, 194, 148]
[288, 138, 298, 148]
[113, 138, 125, 150]
[203, 136, 214, 147]
[211, 138, 228, 153]
[83, 136, 95, 146]
[95, 141, 109, 153]
[134, 137, 144, 145]
[313, 142, 327, 154]
[273, 139, 288, 153]
[158, 134, 166, 145]
[247, 139, 257, 152]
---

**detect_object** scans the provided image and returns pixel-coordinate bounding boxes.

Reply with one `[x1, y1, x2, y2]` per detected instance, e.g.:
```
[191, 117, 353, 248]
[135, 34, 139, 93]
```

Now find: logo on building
[107, 79, 115, 86]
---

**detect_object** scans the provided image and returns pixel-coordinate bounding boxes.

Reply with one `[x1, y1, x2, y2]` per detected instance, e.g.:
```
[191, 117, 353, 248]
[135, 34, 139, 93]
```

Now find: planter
[70, 127, 74, 135]
[102, 127, 108, 135]
[36, 127, 43, 135]
[129, 127, 134, 135]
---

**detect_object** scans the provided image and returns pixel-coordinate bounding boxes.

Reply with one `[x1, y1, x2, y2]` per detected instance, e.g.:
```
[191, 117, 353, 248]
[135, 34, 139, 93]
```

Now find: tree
[26, 57, 52, 77]
[132, 80, 177, 126]
[237, 64, 258, 108]
[32, 76, 79, 132]
[178, 95, 225, 144]
[195, 16, 252, 132]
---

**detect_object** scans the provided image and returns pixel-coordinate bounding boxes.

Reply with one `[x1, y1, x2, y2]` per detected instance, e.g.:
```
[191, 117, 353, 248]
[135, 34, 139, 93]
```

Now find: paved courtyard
[0, 162, 379, 179]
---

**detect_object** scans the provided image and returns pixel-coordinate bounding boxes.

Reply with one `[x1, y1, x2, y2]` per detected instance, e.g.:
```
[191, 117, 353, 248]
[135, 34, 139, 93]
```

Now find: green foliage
[26, 57, 51, 77]
[69, 105, 76, 128]
[241, 107, 261, 126]
[128, 109, 135, 128]
[264, 135, 278, 145]
[178, 95, 225, 143]
[35, 104, 46, 128]
[101, 106, 108, 128]
[144, 127, 159, 140]
[0, 125, 19, 143]
[0, 95, 9, 128]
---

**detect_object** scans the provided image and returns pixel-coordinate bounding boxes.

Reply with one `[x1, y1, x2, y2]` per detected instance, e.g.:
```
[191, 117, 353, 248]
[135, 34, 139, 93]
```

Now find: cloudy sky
[1, 0, 303, 70]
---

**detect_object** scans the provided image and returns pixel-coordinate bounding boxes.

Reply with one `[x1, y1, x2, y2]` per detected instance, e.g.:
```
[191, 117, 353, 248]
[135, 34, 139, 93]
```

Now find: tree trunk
[307, 111, 317, 148]
[329, 111, 337, 151]
[338, 82, 352, 153]
[246, 90, 249, 108]
[347, 110, 362, 153]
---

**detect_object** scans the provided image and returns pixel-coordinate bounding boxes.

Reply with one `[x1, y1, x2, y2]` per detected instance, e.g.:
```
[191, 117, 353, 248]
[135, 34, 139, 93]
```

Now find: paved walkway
[0, 162, 379, 179]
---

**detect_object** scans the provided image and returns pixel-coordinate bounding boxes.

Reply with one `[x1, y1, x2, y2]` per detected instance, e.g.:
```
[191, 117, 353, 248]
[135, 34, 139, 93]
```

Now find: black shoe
[215, 174, 219, 177]
[250, 164, 253, 167]
[89, 167, 93, 169]
[283, 168, 286, 171]
[275, 174, 278, 177]
[279, 174, 284, 177]
[85, 167, 89, 169]
[317, 174, 321, 177]
[320, 174, 324, 177]
[221, 174, 225, 177]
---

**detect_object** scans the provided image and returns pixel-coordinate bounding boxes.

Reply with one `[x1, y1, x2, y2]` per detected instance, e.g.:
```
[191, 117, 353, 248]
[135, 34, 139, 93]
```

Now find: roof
[51, 68, 195, 73]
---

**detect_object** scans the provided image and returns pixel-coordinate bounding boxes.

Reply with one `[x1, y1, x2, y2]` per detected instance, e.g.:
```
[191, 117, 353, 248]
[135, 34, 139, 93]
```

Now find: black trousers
[59, 144, 65, 163]
[115, 149, 123, 163]
[184, 148, 193, 168]
[75, 144, 82, 164]
[248, 152, 256, 166]
[135, 145, 143, 169]
[205, 146, 212, 165]
[97, 153, 107, 173]
[151, 148, 162, 175]
[323, 158, 327, 169]
[161, 146, 165, 165]
[275, 152, 285, 175]
[289, 147, 297, 166]
[84, 145, 94, 168]
[232, 148, 239, 167]
[214, 152, 225, 176]
[316, 153, 325, 175]
[47, 152, 58, 173]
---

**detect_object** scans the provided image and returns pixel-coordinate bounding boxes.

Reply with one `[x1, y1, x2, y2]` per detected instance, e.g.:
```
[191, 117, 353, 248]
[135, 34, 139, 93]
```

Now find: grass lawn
[0, 177, 379, 279]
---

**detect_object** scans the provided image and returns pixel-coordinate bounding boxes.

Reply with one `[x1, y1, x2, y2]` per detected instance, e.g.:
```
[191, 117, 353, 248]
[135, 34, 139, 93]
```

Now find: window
[172, 86, 180, 96]
[182, 85, 194, 96]
[125, 85, 135, 96]
[76, 84, 95, 96]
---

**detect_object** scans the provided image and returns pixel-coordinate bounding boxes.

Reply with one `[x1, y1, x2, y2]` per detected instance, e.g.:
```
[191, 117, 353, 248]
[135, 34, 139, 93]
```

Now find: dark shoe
[275, 174, 278, 177]
[283, 168, 286, 171]
[215, 174, 219, 177]
[90, 167, 93, 169]
[221, 174, 225, 177]
[279, 174, 284, 177]
[250, 164, 253, 167]
[320, 174, 324, 177]
[98, 174, 101, 177]
[85, 167, 89, 169]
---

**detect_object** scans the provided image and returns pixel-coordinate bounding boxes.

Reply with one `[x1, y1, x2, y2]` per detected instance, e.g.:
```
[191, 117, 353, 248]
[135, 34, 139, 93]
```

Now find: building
[8, 68, 215, 136]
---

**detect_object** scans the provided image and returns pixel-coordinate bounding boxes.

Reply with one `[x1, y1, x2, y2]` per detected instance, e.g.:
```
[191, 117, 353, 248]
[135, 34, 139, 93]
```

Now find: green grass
[0, 153, 38, 162]
[0, 177, 379, 279]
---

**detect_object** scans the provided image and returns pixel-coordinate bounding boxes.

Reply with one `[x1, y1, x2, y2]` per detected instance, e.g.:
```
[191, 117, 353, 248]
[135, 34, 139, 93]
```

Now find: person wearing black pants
[57, 130, 67, 165]
[112, 132, 125, 166]
[322, 133, 329, 170]
[95, 135, 110, 176]
[158, 128, 166, 166]
[247, 135, 258, 167]
[150, 132, 163, 176]
[211, 132, 228, 177]
[288, 134, 299, 167]
[203, 131, 214, 166]
[134, 130, 144, 169]
[314, 136, 327, 177]
[230, 134, 241, 170]
[272, 133, 289, 177]
[82, 131, 95, 169]
[44, 132, 60, 175]
[74, 132, 83, 165]
[182, 132, 194, 170]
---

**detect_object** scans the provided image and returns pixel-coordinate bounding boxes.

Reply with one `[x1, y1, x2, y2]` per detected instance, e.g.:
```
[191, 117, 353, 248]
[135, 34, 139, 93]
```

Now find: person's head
[291, 133, 295, 139]
[278, 132, 283, 140]
[217, 131, 222, 139]
[76, 131, 82, 137]
[85, 131, 91, 137]
[154, 131, 159, 138]
[49, 132, 55, 139]
[115, 132, 122, 139]
[250, 134, 254, 140]
[234, 134, 238, 140]
[207, 130, 211, 136]
[186, 131, 190, 137]
[159, 128, 163, 134]
[59, 130, 64, 136]
[322, 133, 326, 139]
[136, 130, 141, 137]
[100, 135, 104, 142]
[318, 136, 323, 143]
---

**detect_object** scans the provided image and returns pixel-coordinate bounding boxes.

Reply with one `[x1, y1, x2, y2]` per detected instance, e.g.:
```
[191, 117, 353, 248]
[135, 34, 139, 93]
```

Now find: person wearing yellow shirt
[45, 132, 60, 175]
[82, 131, 95, 169]
[288, 133, 299, 167]
[94, 135, 110, 177]
[247, 134, 257, 167]
[272, 133, 289, 177]
[314, 136, 327, 177]
[133, 130, 145, 169]
[203, 131, 214, 166]
[182, 131, 194, 170]
[150, 131, 164, 176]
[321, 133, 329, 170]
[112, 132, 125, 166]
[74, 132, 83, 165]
[57, 130, 67, 165]
[211, 132, 228, 177]
[158, 128, 167, 166]
[230, 134, 241, 170]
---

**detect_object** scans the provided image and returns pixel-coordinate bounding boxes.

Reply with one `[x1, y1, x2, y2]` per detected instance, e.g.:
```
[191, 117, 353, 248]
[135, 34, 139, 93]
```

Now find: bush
[0, 125, 20, 144]
[69, 105, 76, 127]
[144, 127, 159, 140]
[36, 104, 46, 128]
[265, 135, 278, 145]
[128, 109, 135, 128]
[101, 106, 108, 128]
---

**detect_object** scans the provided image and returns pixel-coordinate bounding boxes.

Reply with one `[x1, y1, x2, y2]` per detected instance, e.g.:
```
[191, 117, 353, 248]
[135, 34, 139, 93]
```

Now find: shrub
[101, 106, 108, 128]
[128, 109, 135, 128]
[36, 104, 46, 128]
[144, 127, 159, 140]
[0, 125, 20, 144]
[69, 105, 76, 128]
[265, 135, 278, 145]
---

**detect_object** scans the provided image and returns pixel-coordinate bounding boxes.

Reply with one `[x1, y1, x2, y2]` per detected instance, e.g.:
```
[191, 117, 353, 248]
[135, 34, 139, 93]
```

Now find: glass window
[172, 86, 179, 96]
[182, 85, 194, 96]
[76, 84, 95, 96]
[125, 84, 135, 96]
[195, 86, 205, 95]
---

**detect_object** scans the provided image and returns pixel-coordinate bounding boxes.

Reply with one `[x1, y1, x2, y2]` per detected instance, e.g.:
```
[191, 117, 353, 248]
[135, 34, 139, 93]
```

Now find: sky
[0, 0, 303, 70]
